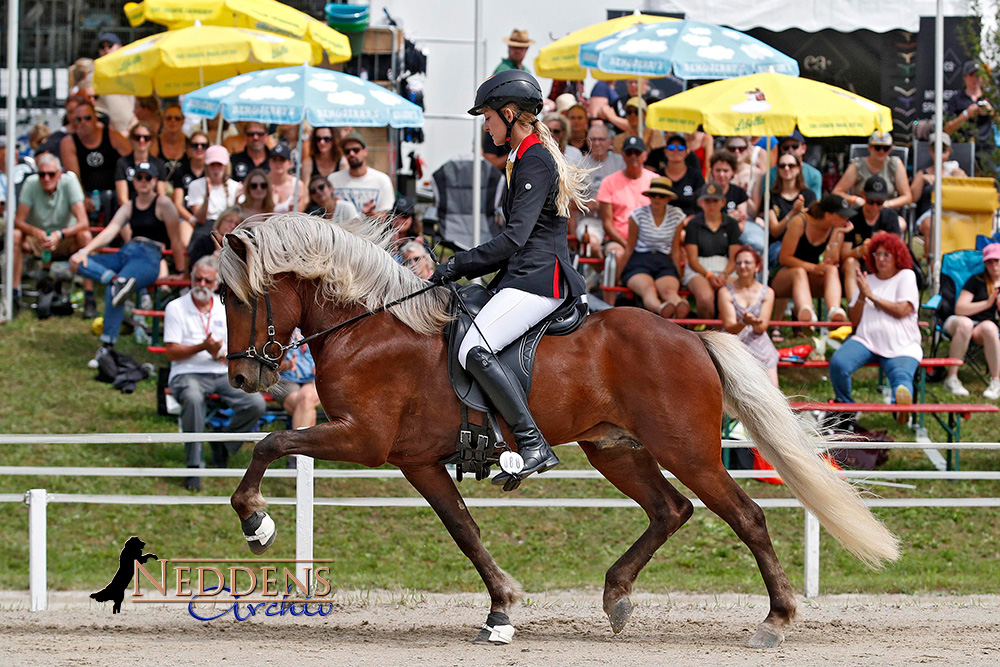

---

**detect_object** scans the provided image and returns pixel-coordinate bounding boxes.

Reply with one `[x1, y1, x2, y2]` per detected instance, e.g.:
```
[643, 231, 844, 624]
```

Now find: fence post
[804, 509, 820, 598]
[295, 456, 314, 587]
[25, 489, 47, 611]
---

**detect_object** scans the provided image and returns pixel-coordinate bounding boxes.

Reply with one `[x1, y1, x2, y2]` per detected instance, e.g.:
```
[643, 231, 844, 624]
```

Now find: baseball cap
[340, 131, 366, 149]
[393, 195, 415, 217]
[135, 161, 158, 178]
[929, 131, 952, 148]
[621, 136, 646, 153]
[98, 32, 122, 47]
[555, 93, 577, 114]
[270, 143, 292, 161]
[780, 129, 805, 144]
[698, 181, 726, 201]
[625, 96, 647, 111]
[818, 194, 859, 218]
[869, 131, 893, 146]
[863, 175, 889, 199]
[205, 145, 230, 165]
[983, 243, 1000, 261]
[962, 60, 980, 77]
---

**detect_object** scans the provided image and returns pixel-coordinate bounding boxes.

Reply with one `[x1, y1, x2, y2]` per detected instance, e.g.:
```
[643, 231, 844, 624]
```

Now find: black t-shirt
[961, 272, 999, 323]
[848, 208, 901, 248]
[170, 158, 206, 193]
[684, 212, 741, 258]
[948, 89, 996, 145]
[114, 155, 165, 199]
[231, 149, 270, 182]
[768, 189, 817, 242]
[723, 184, 748, 218]
[645, 151, 705, 215]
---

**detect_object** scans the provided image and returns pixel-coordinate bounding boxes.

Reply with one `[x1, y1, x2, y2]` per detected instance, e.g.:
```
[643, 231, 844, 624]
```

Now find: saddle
[440, 284, 588, 481]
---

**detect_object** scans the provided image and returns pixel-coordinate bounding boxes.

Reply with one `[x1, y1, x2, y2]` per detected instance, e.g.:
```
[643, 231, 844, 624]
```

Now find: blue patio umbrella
[578, 20, 798, 80]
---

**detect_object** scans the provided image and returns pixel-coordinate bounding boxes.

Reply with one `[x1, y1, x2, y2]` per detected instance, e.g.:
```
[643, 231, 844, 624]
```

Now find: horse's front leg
[401, 464, 523, 645]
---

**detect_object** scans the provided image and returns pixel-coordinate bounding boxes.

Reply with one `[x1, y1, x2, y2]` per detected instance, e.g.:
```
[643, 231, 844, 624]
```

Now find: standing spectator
[328, 131, 395, 216]
[719, 245, 779, 387]
[115, 123, 165, 204]
[60, 101, 129, 219]
[612, 97, 664, 154]
[70, 162, 184, 355]
[266, 143, 308, 213]
[646, 133, 705, 216]
[238, 168, 275, 218]
[573, 122, 624, 258]
[833, 131, 912, 212]
[164, 257, 266, 490]
[10, 154, 96, 317]
[301, 126, 345, 182]
[618, 177, 688, 318]
[686, 131, 713, 178]
[600, 80, 653, 134]
[94, 33, 135, 136]
[681, 182, 742, 318]
[305, 174, 358, 223]
[185, 145, 239, 247]
[542, 113, 583, 163]
[494, 29, 534, 73]
[597, 136, 656, 268]
[230, 122, 271, 182]
[830, 232, 921, 422]
[944, 60, 996, 175]
[942, 243, 1000, 399]
[171, 132, 209, 228]
[158, 103, 188, 184]
[187, 206, 243, 268]
[564, 103, 590, 156]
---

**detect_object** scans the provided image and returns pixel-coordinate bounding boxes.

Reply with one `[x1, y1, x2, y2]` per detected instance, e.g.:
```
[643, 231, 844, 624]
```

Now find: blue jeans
[829, 338, 920, 403]
[76, 240, 162, 344]
[740, 221, 766, 255]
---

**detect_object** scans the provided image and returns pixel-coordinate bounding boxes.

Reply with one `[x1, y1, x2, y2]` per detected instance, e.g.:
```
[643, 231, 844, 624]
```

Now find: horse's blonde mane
[218, 213, 451, 335]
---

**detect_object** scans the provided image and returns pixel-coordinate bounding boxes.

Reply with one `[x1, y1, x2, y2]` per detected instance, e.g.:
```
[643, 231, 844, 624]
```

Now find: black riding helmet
[469, 70, 544, 146]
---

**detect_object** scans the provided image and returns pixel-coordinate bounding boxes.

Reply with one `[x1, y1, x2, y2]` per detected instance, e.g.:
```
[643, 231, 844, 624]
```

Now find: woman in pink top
[829, 232, 921, 423]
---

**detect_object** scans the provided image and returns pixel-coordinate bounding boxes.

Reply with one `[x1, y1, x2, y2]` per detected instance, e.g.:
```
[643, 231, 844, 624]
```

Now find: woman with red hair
[829, 231, 922, 422]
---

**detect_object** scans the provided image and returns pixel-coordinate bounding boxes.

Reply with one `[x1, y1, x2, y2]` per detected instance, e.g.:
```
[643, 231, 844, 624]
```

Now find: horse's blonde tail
[699, 331, 900, 568]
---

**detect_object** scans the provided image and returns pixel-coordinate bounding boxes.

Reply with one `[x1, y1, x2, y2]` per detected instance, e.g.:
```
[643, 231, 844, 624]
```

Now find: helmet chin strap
[503, 109, 525, 147]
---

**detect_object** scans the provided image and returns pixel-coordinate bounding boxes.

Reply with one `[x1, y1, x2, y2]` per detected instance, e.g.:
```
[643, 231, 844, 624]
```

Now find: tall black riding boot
[464, 346, 559, 485]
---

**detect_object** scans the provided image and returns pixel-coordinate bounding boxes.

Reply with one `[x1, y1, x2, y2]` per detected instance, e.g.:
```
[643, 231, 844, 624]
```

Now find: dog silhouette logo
[90, 536, 158, 613]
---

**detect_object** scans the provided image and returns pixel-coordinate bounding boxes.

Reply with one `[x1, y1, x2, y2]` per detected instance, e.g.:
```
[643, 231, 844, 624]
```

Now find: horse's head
[220, 233, 302, 394]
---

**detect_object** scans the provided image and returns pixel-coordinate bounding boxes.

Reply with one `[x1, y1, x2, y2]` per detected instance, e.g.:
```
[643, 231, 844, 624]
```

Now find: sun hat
[643, 177, 677, 199]
[554, 93, 577, 114]
[502, 29, 534, 47]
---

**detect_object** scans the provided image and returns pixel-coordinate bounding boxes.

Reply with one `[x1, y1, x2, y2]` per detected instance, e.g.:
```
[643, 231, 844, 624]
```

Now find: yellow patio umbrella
[646, 72, 892, 137]
[123, 0, 351, 63]
[533, 13, 676, 81]
[92, 24, 320, 97]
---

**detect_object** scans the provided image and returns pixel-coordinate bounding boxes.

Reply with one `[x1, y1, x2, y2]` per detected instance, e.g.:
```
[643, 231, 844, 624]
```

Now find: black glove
[430, 260, 458, 286]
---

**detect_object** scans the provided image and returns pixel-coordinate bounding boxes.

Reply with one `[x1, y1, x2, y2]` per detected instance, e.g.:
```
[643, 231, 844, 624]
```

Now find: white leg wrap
[245, 513, 276, 544]
[481, 622, 515, 644]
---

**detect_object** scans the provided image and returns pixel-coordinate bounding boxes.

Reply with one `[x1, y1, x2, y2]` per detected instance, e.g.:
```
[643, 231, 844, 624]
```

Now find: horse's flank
[218, 213, 452, 336]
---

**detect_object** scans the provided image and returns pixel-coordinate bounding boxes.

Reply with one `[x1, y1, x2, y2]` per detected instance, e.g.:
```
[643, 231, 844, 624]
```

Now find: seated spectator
[389, 196, 421, 243]
[612, 97, 664, 154]
[572, 122, 624, 259]
[841, 176, 906, 304]
[266, 143, 308, 213]
[186, 145, 239, 249]
[187, 205, 243, 268]
[70, 161, 184, 358]
[302, 126, 346, 182]
[164, 256, 266, 491]
[542, 113, 583, 163]
[115, 123, 166, 205]
[709, 150, 762, 253]
[271, 328, 322, 467]
[11, 153, 96, 317]
[132, 96, 162, 142]
[28, 122, 52, 156]
[158, 103, 188, 184]
[942, 243, 1000, 399]
[686, 131, 713, 178]
[399, 239, 436, 280]
[766, 153, 817, 267]
[273, 124, 305, 169]
[36, 96, 84, 158]
[830, 231, 921, 422]
[230, 122, 271, 182]
[773, 195, 854, 324]
[914, 132, 968, 255]
[305, 174, 358, 223]
[171, 132, 209, 229]
[728, 135, 770, 198]
[238, 168, 276, 218]
[645, 133, 704, 216]
[60, 101, 129, 221]
[833, 131, 912, 212]
[564, 103, 590, 156]
[328, 132, 395, 216]
[597, 136, 656, 270]
[680, 182, 741, 318]
[759, 131, 822, 201]
[618, 177, 688, 318]
[718, 245, 779, 387]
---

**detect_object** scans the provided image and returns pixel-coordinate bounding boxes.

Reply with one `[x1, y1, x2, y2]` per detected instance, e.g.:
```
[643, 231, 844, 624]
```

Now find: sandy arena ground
[2, 590, 999, 666]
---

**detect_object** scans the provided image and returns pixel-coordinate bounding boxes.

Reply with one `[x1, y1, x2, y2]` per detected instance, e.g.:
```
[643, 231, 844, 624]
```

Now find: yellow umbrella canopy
[534, 13, 676, 81]
[123, 0, 351, 63]
[93, 25, 320, 97]
[646, 72, 893, 137]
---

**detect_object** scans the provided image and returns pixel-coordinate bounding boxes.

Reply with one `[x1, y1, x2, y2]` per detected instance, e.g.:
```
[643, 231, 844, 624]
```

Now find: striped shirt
[632, 204, 686, 254]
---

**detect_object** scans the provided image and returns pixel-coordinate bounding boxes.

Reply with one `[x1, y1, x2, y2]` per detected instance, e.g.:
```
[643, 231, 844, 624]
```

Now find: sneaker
[88, 345, 110, 370]
[110, 277, 137, 308]
[894, 385, 912, 425]
[943, 374, 969, 397]
[984, 378, 1000, 401]
[82, 296, 98, 319]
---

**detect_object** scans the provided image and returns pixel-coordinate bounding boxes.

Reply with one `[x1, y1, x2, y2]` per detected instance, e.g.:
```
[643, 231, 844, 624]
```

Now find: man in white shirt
[328, 132, 395, 217]
[164, 256, 265, 490]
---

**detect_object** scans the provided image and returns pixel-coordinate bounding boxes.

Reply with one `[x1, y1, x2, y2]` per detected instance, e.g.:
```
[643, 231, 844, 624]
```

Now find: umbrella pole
[762, 135, 772, 286]
[291, 64, 308, 212]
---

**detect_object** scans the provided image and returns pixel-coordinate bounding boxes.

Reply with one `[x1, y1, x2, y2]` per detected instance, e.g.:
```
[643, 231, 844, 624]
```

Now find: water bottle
[90, 190, 102, 214]
[134, 327, 150, 345]
[41, 232, 52, 264]
[581, 229, 591, 258]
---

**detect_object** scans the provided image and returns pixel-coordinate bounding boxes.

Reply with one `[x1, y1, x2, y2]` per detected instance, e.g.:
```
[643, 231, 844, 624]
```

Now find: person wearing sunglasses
[185, 146, 239, 251]
[757, 131, 822, 203]
[238, 169, 276, 218]
[170, 132, 210, 229]
[328, 131, 394, 217]
[305, 175, 358, 224]
[645, 133, 704, 216]
[832, 131, 912, 211]
[158, 103, 188, 181]
[115, 122, 166, 205]
[726, 135, 770, 197]
[542, 112, 583, 163]
[70, 161, 185, 359]
[598, 136, 657, 270]
[230, 122, 272, 182]
[60, 100, 129, 219]
[302, 127, 347, 183]
[912, 132, 968, 257]
[265, 143, 309, 213]
[10, 153, 96, 317]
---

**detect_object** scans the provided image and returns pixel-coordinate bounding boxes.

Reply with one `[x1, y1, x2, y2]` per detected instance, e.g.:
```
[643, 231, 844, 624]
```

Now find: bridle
[224, 281, 438, 371]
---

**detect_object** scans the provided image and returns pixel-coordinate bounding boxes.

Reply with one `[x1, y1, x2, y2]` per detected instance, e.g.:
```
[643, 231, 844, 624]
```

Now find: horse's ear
[225, 233, 247, 262]
[211, 231, 224, 251]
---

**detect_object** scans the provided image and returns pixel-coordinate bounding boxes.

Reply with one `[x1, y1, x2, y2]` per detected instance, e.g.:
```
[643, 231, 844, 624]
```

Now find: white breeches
[458, 287, 563, 369]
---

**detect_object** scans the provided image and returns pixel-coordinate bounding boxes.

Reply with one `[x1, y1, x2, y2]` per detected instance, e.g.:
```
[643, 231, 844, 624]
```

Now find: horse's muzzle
[230, 359, 279, 394]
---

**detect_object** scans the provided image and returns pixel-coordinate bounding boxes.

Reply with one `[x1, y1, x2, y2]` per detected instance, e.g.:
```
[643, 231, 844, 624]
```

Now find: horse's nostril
[234, 374, 246, 388]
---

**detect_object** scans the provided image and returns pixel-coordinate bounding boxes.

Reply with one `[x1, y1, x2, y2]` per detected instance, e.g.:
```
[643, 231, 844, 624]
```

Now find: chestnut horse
[218, 214, 899, 648]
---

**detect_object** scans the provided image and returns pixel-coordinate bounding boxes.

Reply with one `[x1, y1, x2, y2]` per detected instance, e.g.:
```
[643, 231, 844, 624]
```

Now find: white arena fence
[1, 432, 999, 611]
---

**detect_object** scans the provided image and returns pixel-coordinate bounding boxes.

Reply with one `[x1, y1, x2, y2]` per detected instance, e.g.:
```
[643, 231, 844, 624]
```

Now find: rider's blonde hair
[499, 103, 590, 218]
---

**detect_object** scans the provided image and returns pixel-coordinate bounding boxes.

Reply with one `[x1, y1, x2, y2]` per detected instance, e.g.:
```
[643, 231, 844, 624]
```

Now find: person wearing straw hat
[494, 29, 535, 74]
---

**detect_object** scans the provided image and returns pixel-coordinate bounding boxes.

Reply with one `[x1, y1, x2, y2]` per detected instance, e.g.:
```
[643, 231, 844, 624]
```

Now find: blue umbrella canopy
[579, 20, 799, 80]
[182, 64, 423, 127]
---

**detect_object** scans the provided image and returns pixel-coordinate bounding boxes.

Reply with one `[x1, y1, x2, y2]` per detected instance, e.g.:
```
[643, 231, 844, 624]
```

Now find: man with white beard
[164, 256, 265, 491]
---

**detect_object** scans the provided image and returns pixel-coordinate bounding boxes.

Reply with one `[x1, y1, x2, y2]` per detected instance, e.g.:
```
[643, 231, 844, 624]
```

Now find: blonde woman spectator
[305, 175, 358, 224]
[28, 123, 51, 155]
[400, 239, 436, 280]
[727, 135, 769, 198]
[158, 103, 188, 184]
[238, 169, 275, 217]
[171, 132, 209, 226]
[187, 205, 243, 267]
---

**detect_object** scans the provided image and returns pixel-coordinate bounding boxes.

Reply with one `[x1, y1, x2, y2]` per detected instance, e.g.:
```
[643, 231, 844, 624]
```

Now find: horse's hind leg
[401, 464, 522, 645]
[579, 442, 694, 635]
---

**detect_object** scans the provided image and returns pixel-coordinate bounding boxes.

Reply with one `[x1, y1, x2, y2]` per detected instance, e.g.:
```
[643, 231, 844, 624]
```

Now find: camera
[977, 99, 990, 108]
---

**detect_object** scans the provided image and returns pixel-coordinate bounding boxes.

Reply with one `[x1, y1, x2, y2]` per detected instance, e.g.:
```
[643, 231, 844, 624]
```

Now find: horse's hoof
[747, 623, 784, 649]
[607, 597, 634, 635]
[241, 511, 276, 555]
[471, 611, 515, 645]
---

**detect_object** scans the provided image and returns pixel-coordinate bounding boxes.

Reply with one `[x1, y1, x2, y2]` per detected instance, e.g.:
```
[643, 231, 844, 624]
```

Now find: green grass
[1, 310, 1000, 595]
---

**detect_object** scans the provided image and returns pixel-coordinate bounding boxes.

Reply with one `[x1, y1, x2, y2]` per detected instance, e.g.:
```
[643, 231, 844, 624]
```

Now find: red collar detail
[516, 134, 541, 160]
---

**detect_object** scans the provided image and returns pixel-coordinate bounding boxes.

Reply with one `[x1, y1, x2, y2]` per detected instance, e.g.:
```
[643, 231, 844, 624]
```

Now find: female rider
[431, 70, 588, 486]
